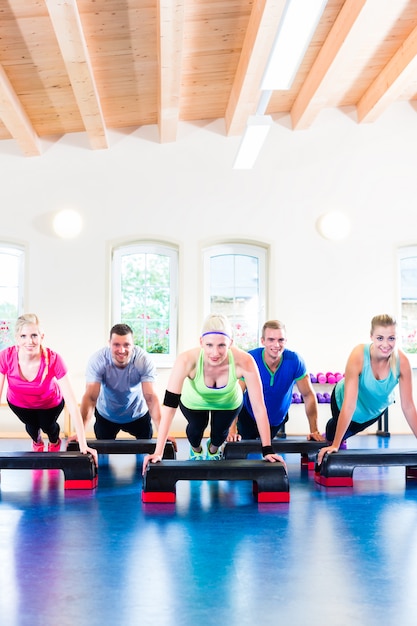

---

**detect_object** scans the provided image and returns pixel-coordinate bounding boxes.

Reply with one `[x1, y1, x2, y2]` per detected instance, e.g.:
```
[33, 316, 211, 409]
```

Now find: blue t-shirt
[85, 346, 157, 423]
[243, 347, 307, 426]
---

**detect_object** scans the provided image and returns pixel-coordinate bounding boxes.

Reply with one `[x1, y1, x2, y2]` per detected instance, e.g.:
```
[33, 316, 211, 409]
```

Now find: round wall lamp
[316, 210, 351, 241]
[53, 209, 83, 239]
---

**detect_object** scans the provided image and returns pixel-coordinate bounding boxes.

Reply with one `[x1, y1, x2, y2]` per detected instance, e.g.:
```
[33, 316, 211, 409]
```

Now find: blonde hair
[201, 314, 233, 339]
[15, 313, 49, 383]
[15, 313, 41, 336]
[370, 314, 398, 376]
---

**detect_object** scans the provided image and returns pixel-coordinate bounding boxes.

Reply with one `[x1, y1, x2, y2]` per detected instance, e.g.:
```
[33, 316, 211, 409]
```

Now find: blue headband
[201, 331, 231, 339]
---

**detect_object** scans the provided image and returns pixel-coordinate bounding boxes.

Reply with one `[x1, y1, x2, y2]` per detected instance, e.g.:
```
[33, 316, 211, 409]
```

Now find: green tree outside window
[112, 243, 178, 364]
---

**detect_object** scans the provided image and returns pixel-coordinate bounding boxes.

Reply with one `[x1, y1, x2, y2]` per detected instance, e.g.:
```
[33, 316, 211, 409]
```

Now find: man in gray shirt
[81, 324, 162, 439]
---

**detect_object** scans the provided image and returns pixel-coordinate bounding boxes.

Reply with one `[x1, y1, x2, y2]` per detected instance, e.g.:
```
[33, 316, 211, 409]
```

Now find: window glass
[0, 245, 24, 350]
[112, 243, 178, 366]
[204, 244, 267, 350]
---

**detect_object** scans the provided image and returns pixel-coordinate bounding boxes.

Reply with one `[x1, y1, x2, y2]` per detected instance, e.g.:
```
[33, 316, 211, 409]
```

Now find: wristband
[163, 390, 181, 408]
[262, 445, 274, 456]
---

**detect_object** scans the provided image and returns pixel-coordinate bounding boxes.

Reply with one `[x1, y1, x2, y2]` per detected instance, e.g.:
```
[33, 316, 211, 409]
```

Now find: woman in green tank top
[143, 314, 284, 469]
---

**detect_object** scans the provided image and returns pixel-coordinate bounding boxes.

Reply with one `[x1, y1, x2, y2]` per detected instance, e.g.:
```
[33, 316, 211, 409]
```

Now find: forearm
[304, 395, 319, 432]
[229, 417, 238, 434]
[253, 410, 271, 447]
[146, 397, 162, 430]
[151, 412, 161, 431]
[67, 401, 89, 449]
[154, 406, 176, 456]
[402, 404, 417, 438]
[332, 410, 352, 447]
[80, 397, 95, 427]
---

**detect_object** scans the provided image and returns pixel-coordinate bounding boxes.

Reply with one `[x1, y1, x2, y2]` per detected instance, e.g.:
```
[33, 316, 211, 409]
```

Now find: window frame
[398, 245, 417, 369]
[112, 241, 178, 368]
[203, 242, 267, 350]
[0, 243, 25, 349]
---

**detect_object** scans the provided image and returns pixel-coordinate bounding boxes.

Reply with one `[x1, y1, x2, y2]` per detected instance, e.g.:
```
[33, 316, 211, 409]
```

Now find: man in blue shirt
[230, 320, 325, 441]
[80, 324, 162, 439]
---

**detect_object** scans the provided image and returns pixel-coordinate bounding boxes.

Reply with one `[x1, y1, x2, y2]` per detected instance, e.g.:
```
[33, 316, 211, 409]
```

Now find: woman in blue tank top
[318, 314, 417, 465]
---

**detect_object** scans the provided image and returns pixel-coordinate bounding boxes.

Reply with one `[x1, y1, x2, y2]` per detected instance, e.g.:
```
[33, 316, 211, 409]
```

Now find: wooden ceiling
[1, 0, 417, 158]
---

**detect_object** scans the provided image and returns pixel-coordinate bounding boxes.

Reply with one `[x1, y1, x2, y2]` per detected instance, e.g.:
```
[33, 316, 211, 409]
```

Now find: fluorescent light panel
[262, 0, 327, 91]
[232, 115, 272, 170]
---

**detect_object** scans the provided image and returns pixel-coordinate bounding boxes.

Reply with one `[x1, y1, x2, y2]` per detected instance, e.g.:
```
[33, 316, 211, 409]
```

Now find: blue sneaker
[206, 439, 222, 460]
[189, 446, 205, 461]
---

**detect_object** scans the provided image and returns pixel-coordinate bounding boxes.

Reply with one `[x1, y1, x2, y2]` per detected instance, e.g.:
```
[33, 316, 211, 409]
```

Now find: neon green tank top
[181, 349, 243, 410]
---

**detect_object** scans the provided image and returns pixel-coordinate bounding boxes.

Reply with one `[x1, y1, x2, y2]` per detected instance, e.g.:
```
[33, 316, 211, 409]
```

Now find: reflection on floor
[0, 434, 417, 626]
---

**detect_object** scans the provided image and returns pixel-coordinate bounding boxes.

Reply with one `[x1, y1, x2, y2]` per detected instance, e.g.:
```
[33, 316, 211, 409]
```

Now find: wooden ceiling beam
[357, 22, 417, 123]
[225, 0, 287, 136]
[291, 0, 367, 130]
[45, 0, 108, 150]
[157, 0, 185, 143]
[0, 64, 41, 157]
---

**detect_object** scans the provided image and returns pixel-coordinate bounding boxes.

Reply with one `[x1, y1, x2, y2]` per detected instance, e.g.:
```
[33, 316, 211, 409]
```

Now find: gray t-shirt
[85, 346, 157, 423]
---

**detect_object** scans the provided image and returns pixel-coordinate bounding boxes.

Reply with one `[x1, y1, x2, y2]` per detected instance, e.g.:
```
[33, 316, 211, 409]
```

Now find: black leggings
[237, 404, 282, 440]
[179, 400, 243, 449]
[93, 409, 153, 439]
[8, 399, 64, 443]
[325, 388, 385, 441]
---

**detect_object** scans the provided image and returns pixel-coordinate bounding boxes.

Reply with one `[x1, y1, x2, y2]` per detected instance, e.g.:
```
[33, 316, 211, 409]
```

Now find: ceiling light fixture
[232, 115, 273, 170]
[316, 210, 351, 241]
[53, 208, 83, 239]
[261, 0, 327, 91]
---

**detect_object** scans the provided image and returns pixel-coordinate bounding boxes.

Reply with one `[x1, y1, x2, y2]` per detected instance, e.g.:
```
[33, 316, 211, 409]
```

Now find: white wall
[1, 102, 417, 436]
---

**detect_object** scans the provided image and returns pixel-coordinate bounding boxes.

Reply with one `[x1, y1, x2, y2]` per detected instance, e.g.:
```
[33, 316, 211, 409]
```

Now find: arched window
[112, 242, 178, 366]
[0, 244, 25, 350]
[203, 243, 267, 350]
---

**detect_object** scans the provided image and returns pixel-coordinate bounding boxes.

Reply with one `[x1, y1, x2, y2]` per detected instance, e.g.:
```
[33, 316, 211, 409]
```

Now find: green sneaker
[189, 446, 205, 461]
[206, 439, 222, 460]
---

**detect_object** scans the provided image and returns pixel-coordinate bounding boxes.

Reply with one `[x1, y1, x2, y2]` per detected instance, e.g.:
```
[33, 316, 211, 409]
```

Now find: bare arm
[142, 348, 199, 473]
[142, 380, 177, 450]
[296, 374, 325, 441]
[242, 368, 271, 446]
[80, 381, 101, 428]
[398, 351, 417, 437]
[226, 378, 246, 441]
[226, 416, 241, 442]
[233, 347, 283, 463]
[317, 345, 363, 464]
[0, 372, 5, 403]
[57, 375, 98, 465]
[142, 381, 162, 430]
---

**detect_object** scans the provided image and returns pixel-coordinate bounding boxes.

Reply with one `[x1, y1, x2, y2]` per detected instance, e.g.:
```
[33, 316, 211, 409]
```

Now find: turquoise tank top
[181, 349, 243, 411]
[335, 344, 399, 424]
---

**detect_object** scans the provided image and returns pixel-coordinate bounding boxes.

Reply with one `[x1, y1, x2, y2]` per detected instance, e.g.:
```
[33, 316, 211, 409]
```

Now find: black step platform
[142, 459, 289, 503]
[314, 448, 417, 487]
[66, 439, 176, 459]
[0, 451, 98, 490]
[223, 438, 327, 469]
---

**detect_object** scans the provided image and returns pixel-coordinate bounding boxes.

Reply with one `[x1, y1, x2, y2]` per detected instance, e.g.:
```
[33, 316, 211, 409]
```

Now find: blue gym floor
[1, 435, 417, 626]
